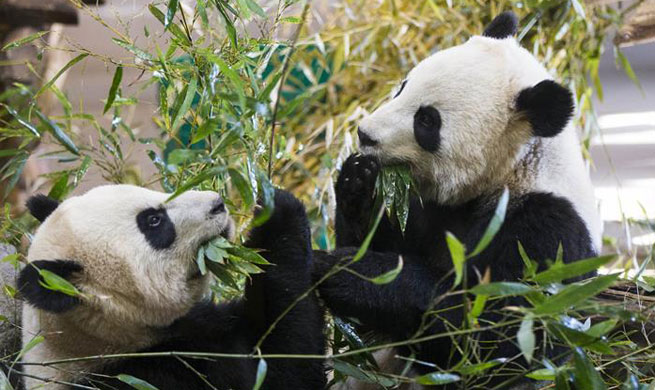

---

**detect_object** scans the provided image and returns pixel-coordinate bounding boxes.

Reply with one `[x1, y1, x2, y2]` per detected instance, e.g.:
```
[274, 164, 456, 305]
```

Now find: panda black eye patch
[136, 208, 176, 250]
[413, 105, 442, 152]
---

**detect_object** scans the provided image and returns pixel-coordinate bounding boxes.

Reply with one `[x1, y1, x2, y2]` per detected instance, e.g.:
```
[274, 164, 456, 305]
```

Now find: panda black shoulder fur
[314, 12, 601, 389]
[18, 185, 325, 389]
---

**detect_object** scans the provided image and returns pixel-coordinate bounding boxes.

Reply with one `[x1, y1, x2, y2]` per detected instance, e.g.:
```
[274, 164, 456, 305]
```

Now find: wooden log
[0, 0, 78, 27]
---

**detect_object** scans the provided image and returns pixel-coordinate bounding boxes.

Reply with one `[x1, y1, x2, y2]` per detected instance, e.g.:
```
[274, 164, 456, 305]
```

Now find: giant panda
[314, 12, 602, 390]
[17, 185, 325, 389]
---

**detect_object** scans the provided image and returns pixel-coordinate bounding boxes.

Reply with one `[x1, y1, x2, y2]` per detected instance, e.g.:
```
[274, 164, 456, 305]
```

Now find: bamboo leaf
[533, 274, 620, 315]
[572, 348, 606, 390]
[470, 282, 533, 297]
[414, 372, 460, 385]
[468, 187, 509, 258]
[2, 31, 49, 51]
[35, 54, 88, 99]
[117, 374, 160, 390]
[368, 255, 403, 284]
[518, 316, 535, 364]
[35, 110, 79, 155]
[171, 77, 198, 131]
[2, 104, 40, 137]
[252, 359, 267, 390]
[38, 269, 80, 297]
[532, 255, 616, 285]
[446, 232, 465, 287]
[165, 0, 179, 29]
[0, 369, 14, 390]
[103, 65, 123, 114]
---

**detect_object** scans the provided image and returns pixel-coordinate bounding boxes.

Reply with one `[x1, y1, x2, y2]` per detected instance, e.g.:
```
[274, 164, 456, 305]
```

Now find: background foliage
[1, 0, 654, 389]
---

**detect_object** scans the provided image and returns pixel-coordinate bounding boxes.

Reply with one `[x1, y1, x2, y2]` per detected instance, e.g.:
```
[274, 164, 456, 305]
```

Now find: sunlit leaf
[533, 274, 620, 315]
[446, 232, 466, 287]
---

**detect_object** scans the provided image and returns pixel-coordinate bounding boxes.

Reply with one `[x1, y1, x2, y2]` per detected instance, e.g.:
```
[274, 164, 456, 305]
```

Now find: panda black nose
[358, 127, 378, 147]
[209, 198, 226, 215]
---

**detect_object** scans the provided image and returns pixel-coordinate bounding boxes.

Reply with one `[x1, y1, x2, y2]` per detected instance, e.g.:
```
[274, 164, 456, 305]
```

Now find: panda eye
[393, 80, 408, 98]
[147, 214, 161, 227]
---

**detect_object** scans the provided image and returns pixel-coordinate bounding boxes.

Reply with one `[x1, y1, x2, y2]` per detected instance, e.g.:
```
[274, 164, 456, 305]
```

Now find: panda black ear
[18, 260, 83, 313]
[516, 80, 575, 138]
[26, 194, 60, 222]
[483, 11, 518, 39]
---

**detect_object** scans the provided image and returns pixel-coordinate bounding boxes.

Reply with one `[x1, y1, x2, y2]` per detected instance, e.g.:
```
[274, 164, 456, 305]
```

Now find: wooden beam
[615, 0, 655, 46]
[0, 0, 78, 27]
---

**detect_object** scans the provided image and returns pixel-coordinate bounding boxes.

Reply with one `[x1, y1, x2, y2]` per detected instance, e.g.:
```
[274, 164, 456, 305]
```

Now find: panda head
[358, 12, 576, 204]
[19, 185, 234, 328]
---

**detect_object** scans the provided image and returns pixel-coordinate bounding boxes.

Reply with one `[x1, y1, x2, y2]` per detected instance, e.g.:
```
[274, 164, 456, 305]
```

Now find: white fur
[359, 36, 601, 251]
[353, 35, 601, 389]
[22, 185, 234, 389]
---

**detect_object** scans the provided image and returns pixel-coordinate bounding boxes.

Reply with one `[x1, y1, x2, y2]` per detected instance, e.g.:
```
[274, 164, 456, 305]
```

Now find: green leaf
[533, 273, 620, 315]
[196, 246, 207, 276]
[244, 0, 266, 17]
[280, 16, 301, 24]
[165, 0, 179, 29]
[229, 168, 254, 208]
[526, 368, 556, 381]
[532, 255, 616, 285]
[414, 372, 460, 385]
[570, 0, 587, 19]
[226, 246, 270, 265]
[2, 104, 40, 137]
[470, 282, 533, 297]
[458, 359, 507, 375]
[252, 359, 267, 390]
[35, 110, 79, 155]
[148, 5, 190, 44]
[112, 38, 153, 61]
[518, 316, 535, 364]
[333, 360, 397, 386]
[572, 348, 606, 390]
[17, 335, 44, 359]
[216, 2, 238, 48]
[368, 255, 403, 284]
[2, 31, 49, 51]
[38, 269, 80, 297]
[103, 66, 123, 114]
[468, 187, 509, 258]
[446, 232, 466, 287]
[614, 47, 642, 91]
[206, 261, 240, 290]
[35, 54, 88, 99]
[586, 319, 618, 338]
[171, 77, 198, 131]
[166, 167, 225, 202]
[117, 374, 160, 390]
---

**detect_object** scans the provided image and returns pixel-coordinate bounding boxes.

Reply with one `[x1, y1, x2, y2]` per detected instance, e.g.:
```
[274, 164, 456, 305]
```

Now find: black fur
[483, 11, 519, 39]
[18, 260, 82, 313]
[358, 128, 378, 147]
[136, 207, 177, 250]
[413, 105, 442, 152]
[517, 80, 575, 138]
[72, 190, 326, 390]
[315, 154, 596, 388]
[26, 194, 59, 222]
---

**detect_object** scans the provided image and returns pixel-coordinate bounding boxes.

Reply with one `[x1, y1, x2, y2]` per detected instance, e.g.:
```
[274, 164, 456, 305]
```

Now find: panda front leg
[335, 154, 401, 251]
[244, 189, 326, 390]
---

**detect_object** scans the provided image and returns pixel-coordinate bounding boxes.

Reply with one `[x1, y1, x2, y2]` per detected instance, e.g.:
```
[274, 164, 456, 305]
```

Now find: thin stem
[267, 0, 312, 179]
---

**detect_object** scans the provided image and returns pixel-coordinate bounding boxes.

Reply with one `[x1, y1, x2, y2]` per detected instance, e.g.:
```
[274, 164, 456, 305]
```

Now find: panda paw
[245, 189, 311, 255]
[336, 153, 380, 220]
